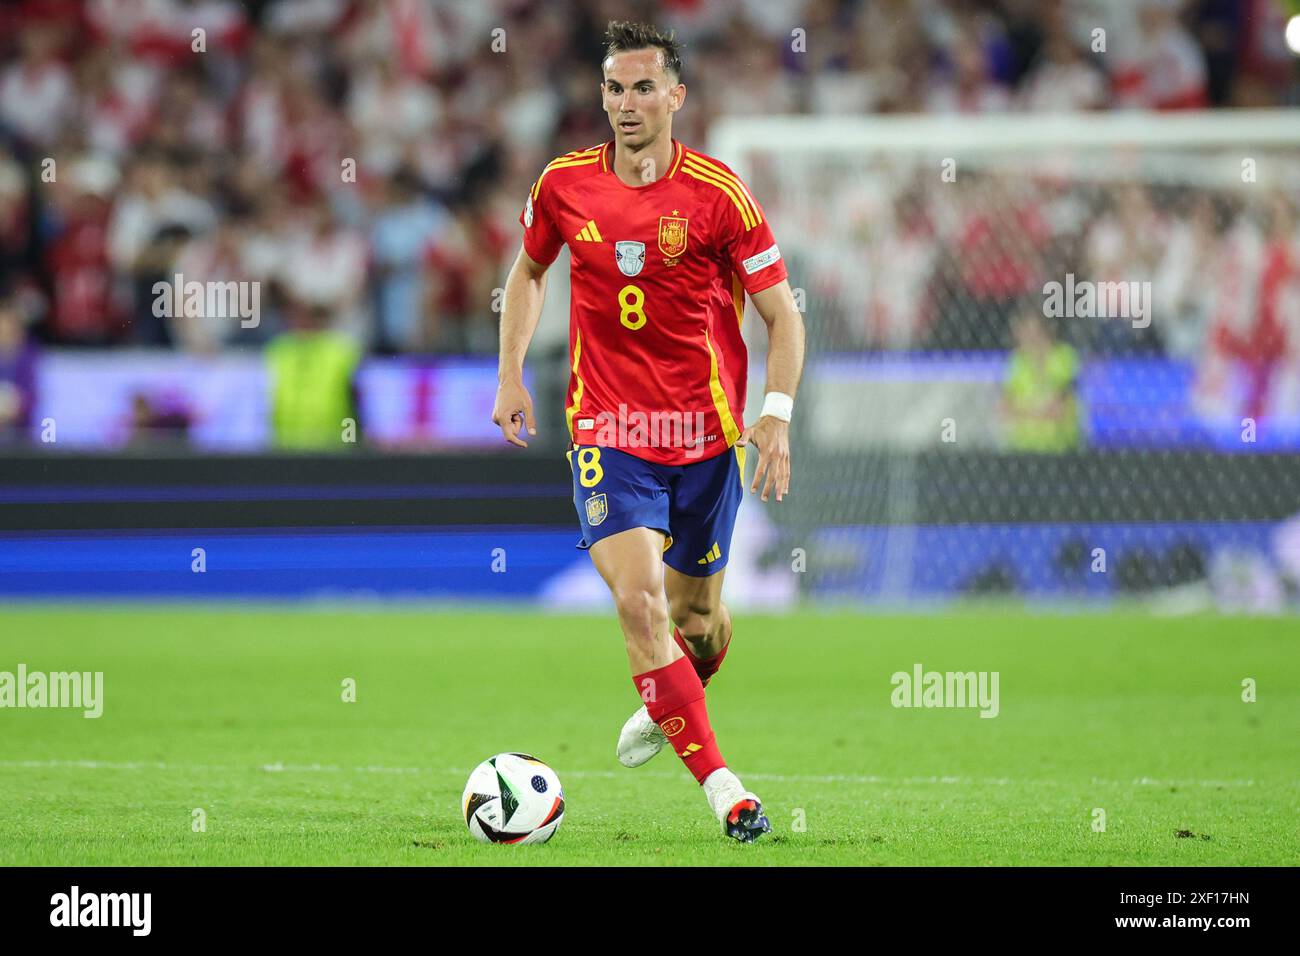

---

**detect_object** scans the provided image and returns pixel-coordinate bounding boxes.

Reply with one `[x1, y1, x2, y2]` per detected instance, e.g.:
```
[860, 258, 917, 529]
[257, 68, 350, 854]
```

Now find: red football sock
[633, 655, 726, 784]
[672, 627, 730, 687]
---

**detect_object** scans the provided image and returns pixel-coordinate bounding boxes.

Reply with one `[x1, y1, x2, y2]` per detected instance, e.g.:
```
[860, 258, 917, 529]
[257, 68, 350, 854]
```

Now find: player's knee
[613, 585, 667, 645]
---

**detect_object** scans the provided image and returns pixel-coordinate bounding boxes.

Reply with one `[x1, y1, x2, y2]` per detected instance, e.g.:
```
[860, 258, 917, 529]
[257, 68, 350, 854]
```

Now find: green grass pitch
[0, 605, 1296, 866]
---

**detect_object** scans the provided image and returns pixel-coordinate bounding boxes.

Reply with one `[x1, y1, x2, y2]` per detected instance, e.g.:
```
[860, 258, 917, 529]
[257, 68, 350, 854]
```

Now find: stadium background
[0, 0, 1298, 868]
[1, 0, 1298, 610]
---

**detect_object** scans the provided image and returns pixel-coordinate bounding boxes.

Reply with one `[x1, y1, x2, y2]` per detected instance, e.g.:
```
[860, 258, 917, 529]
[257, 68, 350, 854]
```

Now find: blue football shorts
[566, 442, 746, 577]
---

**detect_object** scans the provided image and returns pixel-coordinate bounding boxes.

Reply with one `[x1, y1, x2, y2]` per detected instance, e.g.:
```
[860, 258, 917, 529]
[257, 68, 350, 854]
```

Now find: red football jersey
[519, 139, 788, 465]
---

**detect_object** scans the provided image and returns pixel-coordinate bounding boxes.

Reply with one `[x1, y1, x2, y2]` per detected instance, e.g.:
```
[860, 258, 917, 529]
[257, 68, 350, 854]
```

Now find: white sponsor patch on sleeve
[742, 243, 781, 275]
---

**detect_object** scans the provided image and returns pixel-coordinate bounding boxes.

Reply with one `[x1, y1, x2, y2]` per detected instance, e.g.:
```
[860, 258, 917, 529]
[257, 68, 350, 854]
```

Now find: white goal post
[712, 109, 1300, 158]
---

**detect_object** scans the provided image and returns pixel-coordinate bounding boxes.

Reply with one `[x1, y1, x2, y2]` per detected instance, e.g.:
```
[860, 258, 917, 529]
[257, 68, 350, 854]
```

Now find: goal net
[711, 110, 1300, 610]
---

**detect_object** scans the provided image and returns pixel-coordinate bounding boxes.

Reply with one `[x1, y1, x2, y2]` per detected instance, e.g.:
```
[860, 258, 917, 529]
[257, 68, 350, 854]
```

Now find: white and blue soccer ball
[461, 753, 565, 845]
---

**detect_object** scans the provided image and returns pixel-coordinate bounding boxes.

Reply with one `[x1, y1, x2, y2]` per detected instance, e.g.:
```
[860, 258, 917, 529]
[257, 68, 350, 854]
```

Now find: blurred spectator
[43, 154, 124, 344]
[0, 0, 1291, 365]
[106, 150, 216, 343]
[170, 215, 262, 351]
[150, 65, 230, 155]
[276, 193, 368, 343]
[926, 28, 1012, 114]
[865, 187, 937, 348]
[1082, 184, 1166, 354]
[0, 293, 37, 441]
[1017, 24, 1108, 111]
[422, 192, 509, 354]
[1200, 192, 1299, 421]
[1227, 0, 1296, 107]
[929, 175, 1048, 350]
[1154, 194, 1226, 359]
[1112, 0, 1209, 110]
[1002, 309, 1082, 452]
[0, 19, 75, 150]
[346, 54, 441, 176]
[265, 303, 361, 450]
[73, 46, 155, 158]
[0, 153, 35, 295]
[369, 167, 447, 353]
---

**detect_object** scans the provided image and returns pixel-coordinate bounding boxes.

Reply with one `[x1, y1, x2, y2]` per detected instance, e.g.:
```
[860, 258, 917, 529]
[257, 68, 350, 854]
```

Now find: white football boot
[703, 767, 771, 843]
[616, 704, 666, 768]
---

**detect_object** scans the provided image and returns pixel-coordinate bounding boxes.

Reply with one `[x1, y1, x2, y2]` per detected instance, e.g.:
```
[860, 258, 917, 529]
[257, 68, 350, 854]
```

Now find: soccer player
[491, 21, 805, 842]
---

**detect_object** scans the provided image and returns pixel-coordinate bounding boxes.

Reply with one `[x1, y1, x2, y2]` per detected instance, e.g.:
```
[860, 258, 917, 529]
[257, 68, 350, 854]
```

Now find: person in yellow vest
[265, 304, 362, 450]
[1002, 308, 1083, 453]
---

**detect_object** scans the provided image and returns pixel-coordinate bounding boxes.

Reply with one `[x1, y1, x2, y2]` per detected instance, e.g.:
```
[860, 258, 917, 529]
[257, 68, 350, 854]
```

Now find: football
[461, 753, 565, 845]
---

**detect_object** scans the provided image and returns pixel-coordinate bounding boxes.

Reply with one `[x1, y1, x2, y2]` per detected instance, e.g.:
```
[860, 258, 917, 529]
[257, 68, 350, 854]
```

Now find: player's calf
[618, 595, 734, 768]
[672, 624, 730, 687]
[630, 655, 723, 784]
[666, 571, 734, 686]
[615, 619, 731, 767]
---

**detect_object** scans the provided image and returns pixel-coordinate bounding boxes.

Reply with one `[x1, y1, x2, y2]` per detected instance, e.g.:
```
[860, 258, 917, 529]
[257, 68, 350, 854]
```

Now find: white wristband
[760, 391, 794, 423]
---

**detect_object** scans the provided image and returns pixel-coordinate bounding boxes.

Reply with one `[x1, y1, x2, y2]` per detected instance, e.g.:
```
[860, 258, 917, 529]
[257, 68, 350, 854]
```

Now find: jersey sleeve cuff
[522, 233, 561, 268]
[741, 265, 788, 297]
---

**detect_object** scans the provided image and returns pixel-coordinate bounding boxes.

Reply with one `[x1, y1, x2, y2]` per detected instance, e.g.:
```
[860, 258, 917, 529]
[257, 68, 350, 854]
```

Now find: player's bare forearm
[738, 280, 805, 503]
[492, 246, 549, 447]
[751, 280, 805, 400]
[497, 247, 549, 385]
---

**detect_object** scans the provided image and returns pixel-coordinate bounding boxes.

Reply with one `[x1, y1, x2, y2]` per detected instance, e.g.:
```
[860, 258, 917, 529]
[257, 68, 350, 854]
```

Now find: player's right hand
[492, 379, 536, 448]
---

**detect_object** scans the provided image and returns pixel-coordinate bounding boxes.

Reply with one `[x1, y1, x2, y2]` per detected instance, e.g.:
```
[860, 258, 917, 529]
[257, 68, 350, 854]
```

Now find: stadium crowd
[0, 0, 1297, 442]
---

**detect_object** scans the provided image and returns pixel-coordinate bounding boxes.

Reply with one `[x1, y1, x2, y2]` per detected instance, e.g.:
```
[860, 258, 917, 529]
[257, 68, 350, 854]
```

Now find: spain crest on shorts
[585, 493, 608, 526]
[658, 215, 688, 258]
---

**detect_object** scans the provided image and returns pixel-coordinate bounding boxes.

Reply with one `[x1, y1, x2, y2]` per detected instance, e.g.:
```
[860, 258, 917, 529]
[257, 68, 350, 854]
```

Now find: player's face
[601, 49, 684, 152]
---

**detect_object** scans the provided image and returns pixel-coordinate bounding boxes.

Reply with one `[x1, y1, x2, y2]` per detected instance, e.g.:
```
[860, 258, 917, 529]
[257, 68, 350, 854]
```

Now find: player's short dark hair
[603, 20, 683, 82]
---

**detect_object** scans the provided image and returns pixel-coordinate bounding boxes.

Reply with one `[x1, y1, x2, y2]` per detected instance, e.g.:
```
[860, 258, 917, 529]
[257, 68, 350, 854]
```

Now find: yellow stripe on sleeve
[532, 154, 600, 199]
[683, 154, 762, 224]
[681, 160, 756, 230]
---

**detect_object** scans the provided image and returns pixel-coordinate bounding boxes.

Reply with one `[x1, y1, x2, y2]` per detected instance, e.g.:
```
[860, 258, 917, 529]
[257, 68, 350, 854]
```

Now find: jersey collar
[603, 140, 686, 182]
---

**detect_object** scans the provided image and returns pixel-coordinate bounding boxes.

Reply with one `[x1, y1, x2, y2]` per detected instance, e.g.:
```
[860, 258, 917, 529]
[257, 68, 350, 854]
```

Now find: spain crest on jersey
[658, 215, 688, 258]
[585, 492, 608, 526]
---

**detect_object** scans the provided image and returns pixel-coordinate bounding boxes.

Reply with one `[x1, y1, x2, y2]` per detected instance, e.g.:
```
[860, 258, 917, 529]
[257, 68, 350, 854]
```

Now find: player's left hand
[737, 416, 790, 503]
